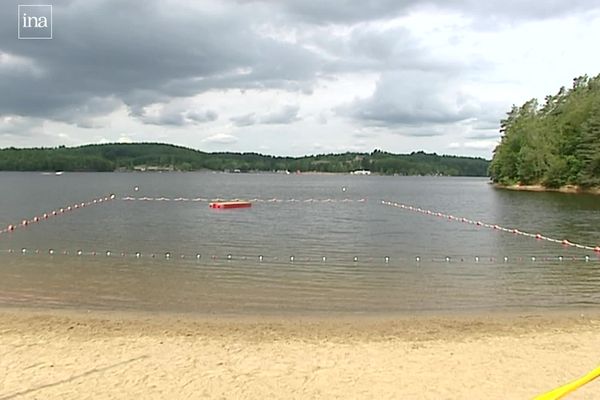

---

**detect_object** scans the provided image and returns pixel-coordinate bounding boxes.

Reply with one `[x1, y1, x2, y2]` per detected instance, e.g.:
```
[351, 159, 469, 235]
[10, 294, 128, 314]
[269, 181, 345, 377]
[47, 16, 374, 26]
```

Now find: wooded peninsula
[0, 144, 489, 176]
[489, 74, 600, 189]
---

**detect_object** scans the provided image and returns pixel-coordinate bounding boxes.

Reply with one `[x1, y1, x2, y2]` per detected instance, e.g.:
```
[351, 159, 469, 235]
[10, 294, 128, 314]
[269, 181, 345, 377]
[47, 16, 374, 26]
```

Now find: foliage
[0, 143, 489, 176]
[489, 74, 600, 188]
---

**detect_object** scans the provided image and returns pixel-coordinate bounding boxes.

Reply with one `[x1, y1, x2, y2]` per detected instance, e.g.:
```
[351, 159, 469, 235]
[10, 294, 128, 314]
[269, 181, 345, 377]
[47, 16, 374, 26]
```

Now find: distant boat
[55, 171, 64, 176]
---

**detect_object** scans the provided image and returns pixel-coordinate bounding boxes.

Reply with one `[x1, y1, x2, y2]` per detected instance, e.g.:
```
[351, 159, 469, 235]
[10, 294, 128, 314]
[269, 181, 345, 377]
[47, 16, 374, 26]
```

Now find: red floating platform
[209, 201, 252, 209]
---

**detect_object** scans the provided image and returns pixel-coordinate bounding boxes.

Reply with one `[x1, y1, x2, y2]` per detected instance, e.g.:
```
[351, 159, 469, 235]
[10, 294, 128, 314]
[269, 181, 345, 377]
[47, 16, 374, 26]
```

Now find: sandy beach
[1, 309, 599, 399]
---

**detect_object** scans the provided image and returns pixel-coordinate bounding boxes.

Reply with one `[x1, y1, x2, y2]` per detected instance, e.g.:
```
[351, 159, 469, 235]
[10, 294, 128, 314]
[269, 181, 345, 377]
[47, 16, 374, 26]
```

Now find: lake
[0, 172, 599, 315]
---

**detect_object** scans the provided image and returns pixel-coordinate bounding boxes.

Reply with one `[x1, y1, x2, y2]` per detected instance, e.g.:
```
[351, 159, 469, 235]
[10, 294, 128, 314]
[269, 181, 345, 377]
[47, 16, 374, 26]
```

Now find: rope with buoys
[3, 247, 599, 265]
[533, 364, 600, 399]
[120, 196, 368, 203]
[381, 200, 600, 253]
[0, 194, 116, 237]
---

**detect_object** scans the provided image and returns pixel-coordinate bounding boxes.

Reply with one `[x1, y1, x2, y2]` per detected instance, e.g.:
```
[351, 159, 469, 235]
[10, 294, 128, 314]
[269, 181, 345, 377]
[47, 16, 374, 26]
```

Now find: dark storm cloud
[1, 0, 599, 134]
[0, 0, 321, 125]
[268, 0, 599, 23]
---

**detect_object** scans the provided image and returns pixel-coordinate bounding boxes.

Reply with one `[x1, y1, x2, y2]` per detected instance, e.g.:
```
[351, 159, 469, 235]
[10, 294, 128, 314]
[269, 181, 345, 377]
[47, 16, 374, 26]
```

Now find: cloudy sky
[1, 0, 600, 158]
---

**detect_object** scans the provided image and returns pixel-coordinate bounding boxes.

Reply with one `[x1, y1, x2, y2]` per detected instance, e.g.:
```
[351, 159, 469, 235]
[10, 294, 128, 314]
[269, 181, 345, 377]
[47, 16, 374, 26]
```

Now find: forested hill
[0, 143, 489, 176]
[489, 74, 600, 188]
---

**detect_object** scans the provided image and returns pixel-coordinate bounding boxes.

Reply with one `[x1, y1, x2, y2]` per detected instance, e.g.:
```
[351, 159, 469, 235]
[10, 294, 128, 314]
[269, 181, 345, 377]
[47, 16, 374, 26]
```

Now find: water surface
[1, 172, 599, 315]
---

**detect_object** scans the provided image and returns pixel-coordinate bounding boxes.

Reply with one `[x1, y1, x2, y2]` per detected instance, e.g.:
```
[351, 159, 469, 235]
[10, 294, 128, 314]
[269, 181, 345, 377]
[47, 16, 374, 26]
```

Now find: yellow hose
[534, 365, 600, 400]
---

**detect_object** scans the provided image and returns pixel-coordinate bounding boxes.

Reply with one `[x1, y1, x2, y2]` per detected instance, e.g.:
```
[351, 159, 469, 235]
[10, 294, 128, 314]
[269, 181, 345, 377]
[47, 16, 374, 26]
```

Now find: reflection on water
[0, 172, 599, 315]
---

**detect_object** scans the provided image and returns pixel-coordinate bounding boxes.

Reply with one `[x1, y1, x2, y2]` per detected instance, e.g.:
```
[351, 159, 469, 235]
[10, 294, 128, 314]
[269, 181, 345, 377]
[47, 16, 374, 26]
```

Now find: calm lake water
[1, 172, 599, 316]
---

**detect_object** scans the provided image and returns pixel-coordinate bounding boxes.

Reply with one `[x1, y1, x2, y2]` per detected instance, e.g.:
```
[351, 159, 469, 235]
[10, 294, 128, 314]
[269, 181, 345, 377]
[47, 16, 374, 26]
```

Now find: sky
[1, 0, 600, 158]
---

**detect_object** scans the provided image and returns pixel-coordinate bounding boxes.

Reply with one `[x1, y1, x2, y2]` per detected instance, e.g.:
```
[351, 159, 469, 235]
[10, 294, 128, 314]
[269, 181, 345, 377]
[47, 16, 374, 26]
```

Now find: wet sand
[1, 308, 600, 399]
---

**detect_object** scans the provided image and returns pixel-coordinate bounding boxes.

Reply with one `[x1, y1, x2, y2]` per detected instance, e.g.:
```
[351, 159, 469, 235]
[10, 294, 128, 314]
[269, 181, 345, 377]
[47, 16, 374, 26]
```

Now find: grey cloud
[230, 113, 257, 127]
[137, 105, 218, 126]
[267, 0, 600, 24]
[0, 115, 43, 136]
[466, 131, 501, 140]
[392, 128, 445, 138]
[260, 105, 300, 124]
[264, 0, 416, 24]
[0, 0, 322, 123]
[230, 106, 301, 126]
[186, 110, 218, 123]
[341, 71, 482, 126]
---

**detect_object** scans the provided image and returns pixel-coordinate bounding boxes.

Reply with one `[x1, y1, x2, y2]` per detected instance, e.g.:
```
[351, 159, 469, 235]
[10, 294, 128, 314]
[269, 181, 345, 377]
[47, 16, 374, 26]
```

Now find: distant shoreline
[494, 183, 600, 195]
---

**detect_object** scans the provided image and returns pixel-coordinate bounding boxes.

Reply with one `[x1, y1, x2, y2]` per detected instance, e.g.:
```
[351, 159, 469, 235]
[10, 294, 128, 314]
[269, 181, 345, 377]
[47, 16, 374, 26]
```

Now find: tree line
[489, 74, 600, 188]
[0, 143, 489, 176]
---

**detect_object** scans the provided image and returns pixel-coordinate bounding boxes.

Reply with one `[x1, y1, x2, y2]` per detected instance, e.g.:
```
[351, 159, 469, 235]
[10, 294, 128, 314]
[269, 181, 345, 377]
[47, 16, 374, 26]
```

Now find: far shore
[1, 307, 599, 399]
[494, 183, 600, 195]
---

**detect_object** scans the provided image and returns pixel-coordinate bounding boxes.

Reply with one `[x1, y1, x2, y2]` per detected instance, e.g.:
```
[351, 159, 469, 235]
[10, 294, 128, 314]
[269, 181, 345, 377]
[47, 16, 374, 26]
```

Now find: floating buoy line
[381, 200, 600, 253]
[2, 193, 598, 261]
[0, 194, 116, 237]
[1, 248, 598, 265]
[121, 196, 368, 203]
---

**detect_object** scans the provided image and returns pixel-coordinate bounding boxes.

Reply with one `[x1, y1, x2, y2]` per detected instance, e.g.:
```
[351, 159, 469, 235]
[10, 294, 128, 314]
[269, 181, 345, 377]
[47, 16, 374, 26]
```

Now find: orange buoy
[209, 201, 252, 209]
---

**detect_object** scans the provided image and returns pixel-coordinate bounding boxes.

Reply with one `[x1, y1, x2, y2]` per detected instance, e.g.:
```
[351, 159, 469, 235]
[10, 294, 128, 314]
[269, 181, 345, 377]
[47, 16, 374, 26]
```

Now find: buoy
[209, 201, 252, 209]
[595, 246, 600, 253]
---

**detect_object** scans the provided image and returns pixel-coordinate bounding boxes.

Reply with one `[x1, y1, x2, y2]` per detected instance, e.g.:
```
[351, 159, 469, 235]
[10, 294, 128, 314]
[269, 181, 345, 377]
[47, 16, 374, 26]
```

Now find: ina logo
[18, 5, 52, 39]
